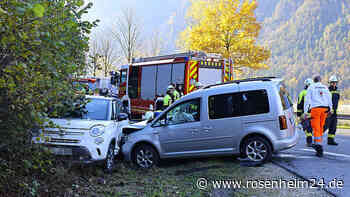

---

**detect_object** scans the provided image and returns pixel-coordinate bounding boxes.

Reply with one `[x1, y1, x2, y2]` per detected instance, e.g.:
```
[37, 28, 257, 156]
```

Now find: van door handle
[203, 126, 213, 131]
[188, 128, 199, 134]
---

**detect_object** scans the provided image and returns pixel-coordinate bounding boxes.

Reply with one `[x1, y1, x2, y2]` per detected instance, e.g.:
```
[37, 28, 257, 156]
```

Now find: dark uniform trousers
[324, 87, 340, 142]
[297, 88, 313, 144]
[325, 113, 337, 137]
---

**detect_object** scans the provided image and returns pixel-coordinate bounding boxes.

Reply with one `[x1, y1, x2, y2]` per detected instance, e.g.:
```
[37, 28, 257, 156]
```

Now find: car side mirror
[117, 113, 128, 121]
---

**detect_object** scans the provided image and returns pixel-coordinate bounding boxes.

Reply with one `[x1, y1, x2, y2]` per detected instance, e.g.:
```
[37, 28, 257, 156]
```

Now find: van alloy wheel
[243, 136, 272, 163]
[133, 144, 159, 169]
[246, 141, 267, 162]
[136, 149, 153, 168]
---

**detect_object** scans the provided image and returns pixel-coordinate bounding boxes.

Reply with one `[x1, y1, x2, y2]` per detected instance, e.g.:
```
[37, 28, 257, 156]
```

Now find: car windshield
[52, 98, 110, 120]
[81, 98, 110, 120]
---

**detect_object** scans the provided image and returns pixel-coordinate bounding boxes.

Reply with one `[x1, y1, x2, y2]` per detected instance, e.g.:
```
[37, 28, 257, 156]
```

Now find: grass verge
[66, 157, 331, 197]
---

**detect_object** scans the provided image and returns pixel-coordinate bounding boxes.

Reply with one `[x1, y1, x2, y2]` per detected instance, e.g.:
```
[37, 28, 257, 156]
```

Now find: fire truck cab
[117, 51, 233, 119]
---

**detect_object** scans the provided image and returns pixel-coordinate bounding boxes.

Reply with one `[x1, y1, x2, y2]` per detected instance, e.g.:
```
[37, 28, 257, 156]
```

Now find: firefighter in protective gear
[297, 78, 313, 146]
[163, 85, 175, 110]
[324, 75, 340, 145]
[304, 76, 333, 157]
[154, 98, 164, 118]
[195, 82, 203, 90]
[171, 84, 181, 101]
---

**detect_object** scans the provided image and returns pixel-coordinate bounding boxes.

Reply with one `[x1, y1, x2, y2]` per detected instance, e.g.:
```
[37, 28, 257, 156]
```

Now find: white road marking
[275, 153, 314, 159]
[300, 148, 350, 158]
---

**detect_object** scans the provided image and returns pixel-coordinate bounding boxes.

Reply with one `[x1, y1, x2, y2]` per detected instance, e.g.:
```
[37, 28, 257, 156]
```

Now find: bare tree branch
[138, 30, 165, 57]
[111, 8, 141, 63]
[99, 37, 120, 77]
[87, 39, 101, 77]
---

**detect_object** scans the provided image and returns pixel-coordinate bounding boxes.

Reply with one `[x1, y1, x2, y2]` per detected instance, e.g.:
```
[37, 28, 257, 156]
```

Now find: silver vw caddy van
[119, 77, 298, 168]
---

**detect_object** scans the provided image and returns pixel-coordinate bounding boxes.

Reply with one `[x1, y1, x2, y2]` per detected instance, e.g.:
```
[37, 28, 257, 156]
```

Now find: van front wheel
[242, 136, 272, 163]
[133, 144, 159, 169]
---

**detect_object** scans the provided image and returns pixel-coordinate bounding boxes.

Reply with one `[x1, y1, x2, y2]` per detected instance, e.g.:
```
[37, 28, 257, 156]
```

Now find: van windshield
[279, 83, 293, 110]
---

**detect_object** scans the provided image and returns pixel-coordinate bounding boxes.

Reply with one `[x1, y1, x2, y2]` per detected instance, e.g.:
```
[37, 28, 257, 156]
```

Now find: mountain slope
[255, 0, 350, 99]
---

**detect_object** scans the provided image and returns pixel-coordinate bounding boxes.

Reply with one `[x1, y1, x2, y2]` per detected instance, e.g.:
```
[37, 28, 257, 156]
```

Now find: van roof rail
[203, 77, 277, 89]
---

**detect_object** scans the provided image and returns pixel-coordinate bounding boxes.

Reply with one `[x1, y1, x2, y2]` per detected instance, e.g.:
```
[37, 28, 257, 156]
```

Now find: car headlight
[90, 125, 105, 137]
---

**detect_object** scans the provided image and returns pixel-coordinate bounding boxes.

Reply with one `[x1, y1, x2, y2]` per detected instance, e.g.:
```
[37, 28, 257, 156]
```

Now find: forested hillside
[254, 0, 350, 100]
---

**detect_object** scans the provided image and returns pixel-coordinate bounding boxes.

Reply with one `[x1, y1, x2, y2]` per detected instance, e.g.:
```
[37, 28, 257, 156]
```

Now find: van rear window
[208, 89, 269, 119]
[240, 90, 270, 116]
[279, 83, 293, 110]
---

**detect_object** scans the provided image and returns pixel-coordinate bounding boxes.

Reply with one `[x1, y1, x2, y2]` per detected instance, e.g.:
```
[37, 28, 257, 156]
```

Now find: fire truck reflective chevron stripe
[224, 64, 230, 82]
[185, 60, 199, 93]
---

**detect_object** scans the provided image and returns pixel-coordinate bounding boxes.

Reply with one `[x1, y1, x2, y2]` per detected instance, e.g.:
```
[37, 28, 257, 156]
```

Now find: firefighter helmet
[304, 78, 313, 86]
[329, 75, 338, 83]
[167, 85, 174, 90]
[195, 82, 203, 88]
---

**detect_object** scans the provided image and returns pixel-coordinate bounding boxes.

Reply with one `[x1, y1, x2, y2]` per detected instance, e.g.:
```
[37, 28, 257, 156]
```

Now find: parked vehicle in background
[119, 77, 298, 168]
[32, 95, 129, 172]
[117, 51, 234, 119]
[74, 77, 118, 97]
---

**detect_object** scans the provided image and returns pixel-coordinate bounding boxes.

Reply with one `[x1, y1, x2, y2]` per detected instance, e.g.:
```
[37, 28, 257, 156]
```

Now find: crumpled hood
[47, 118, 111, 130]
[122, 120, 148, 134]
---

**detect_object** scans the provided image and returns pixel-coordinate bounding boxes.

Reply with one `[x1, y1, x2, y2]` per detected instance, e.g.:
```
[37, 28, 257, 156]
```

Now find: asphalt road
[273, 128, 350, 197]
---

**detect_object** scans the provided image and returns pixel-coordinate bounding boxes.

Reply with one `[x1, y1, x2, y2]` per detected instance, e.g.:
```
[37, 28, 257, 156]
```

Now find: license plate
[51, 147, 72, 155]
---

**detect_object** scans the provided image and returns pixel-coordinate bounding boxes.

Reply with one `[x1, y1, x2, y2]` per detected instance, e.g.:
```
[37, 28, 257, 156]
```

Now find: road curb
[272, 160, 337, 197]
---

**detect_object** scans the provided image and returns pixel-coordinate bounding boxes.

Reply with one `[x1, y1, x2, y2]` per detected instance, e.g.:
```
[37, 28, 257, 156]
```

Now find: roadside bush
[0, 0, 98, 195]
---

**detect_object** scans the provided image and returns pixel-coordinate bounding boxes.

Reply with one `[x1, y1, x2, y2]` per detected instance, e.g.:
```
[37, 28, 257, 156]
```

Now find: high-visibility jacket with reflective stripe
[329, 86, 340, 113]
[297, 89, 307, 116]
[163, 94, 173, 107]
[173, 90, 180, 101]
[304, 82, 332, 113]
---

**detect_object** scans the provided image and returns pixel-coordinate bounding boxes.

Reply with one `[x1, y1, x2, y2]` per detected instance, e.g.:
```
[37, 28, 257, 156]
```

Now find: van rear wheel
[242, 136, 272, 163]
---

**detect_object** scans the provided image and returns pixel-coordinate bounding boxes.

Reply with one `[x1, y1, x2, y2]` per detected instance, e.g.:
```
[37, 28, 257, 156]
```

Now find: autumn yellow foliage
[179, 0, 270, 69]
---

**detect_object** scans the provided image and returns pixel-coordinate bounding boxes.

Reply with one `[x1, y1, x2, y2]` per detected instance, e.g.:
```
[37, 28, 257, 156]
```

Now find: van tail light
[279, 115, 288, 130]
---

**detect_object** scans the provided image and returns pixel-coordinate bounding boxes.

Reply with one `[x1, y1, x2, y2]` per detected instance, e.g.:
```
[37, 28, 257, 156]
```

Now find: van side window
[208, 93, 241, 119]
[166, 99, 200, 125]
[240, 90, 269, 116]
[279, 83, 293, 110]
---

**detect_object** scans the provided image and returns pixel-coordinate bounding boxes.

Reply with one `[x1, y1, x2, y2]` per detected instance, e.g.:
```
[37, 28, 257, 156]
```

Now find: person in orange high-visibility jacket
[304, 76, 333, 157]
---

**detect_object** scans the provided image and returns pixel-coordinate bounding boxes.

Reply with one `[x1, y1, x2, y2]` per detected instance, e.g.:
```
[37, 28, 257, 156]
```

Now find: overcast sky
[83, 0, 188, 41]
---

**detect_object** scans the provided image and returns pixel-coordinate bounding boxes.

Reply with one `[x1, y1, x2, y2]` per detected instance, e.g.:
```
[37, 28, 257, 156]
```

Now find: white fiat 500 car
[32, 95, 129, 172]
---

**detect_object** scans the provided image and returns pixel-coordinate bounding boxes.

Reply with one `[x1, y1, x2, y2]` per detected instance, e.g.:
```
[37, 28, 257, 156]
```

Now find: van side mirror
[160, 119, 167, 126]
[117, 113, 128, 121]
[152, 118, 167, 127]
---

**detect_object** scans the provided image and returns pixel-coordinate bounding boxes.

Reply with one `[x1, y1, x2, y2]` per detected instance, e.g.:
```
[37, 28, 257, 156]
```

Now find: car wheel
[133, 144, 159, 169]
[104, 143, 116, 173]
[242, 136, 272, 163]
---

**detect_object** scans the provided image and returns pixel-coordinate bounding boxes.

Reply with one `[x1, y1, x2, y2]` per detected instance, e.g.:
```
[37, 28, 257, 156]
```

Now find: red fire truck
[118, 51, 234, 119]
